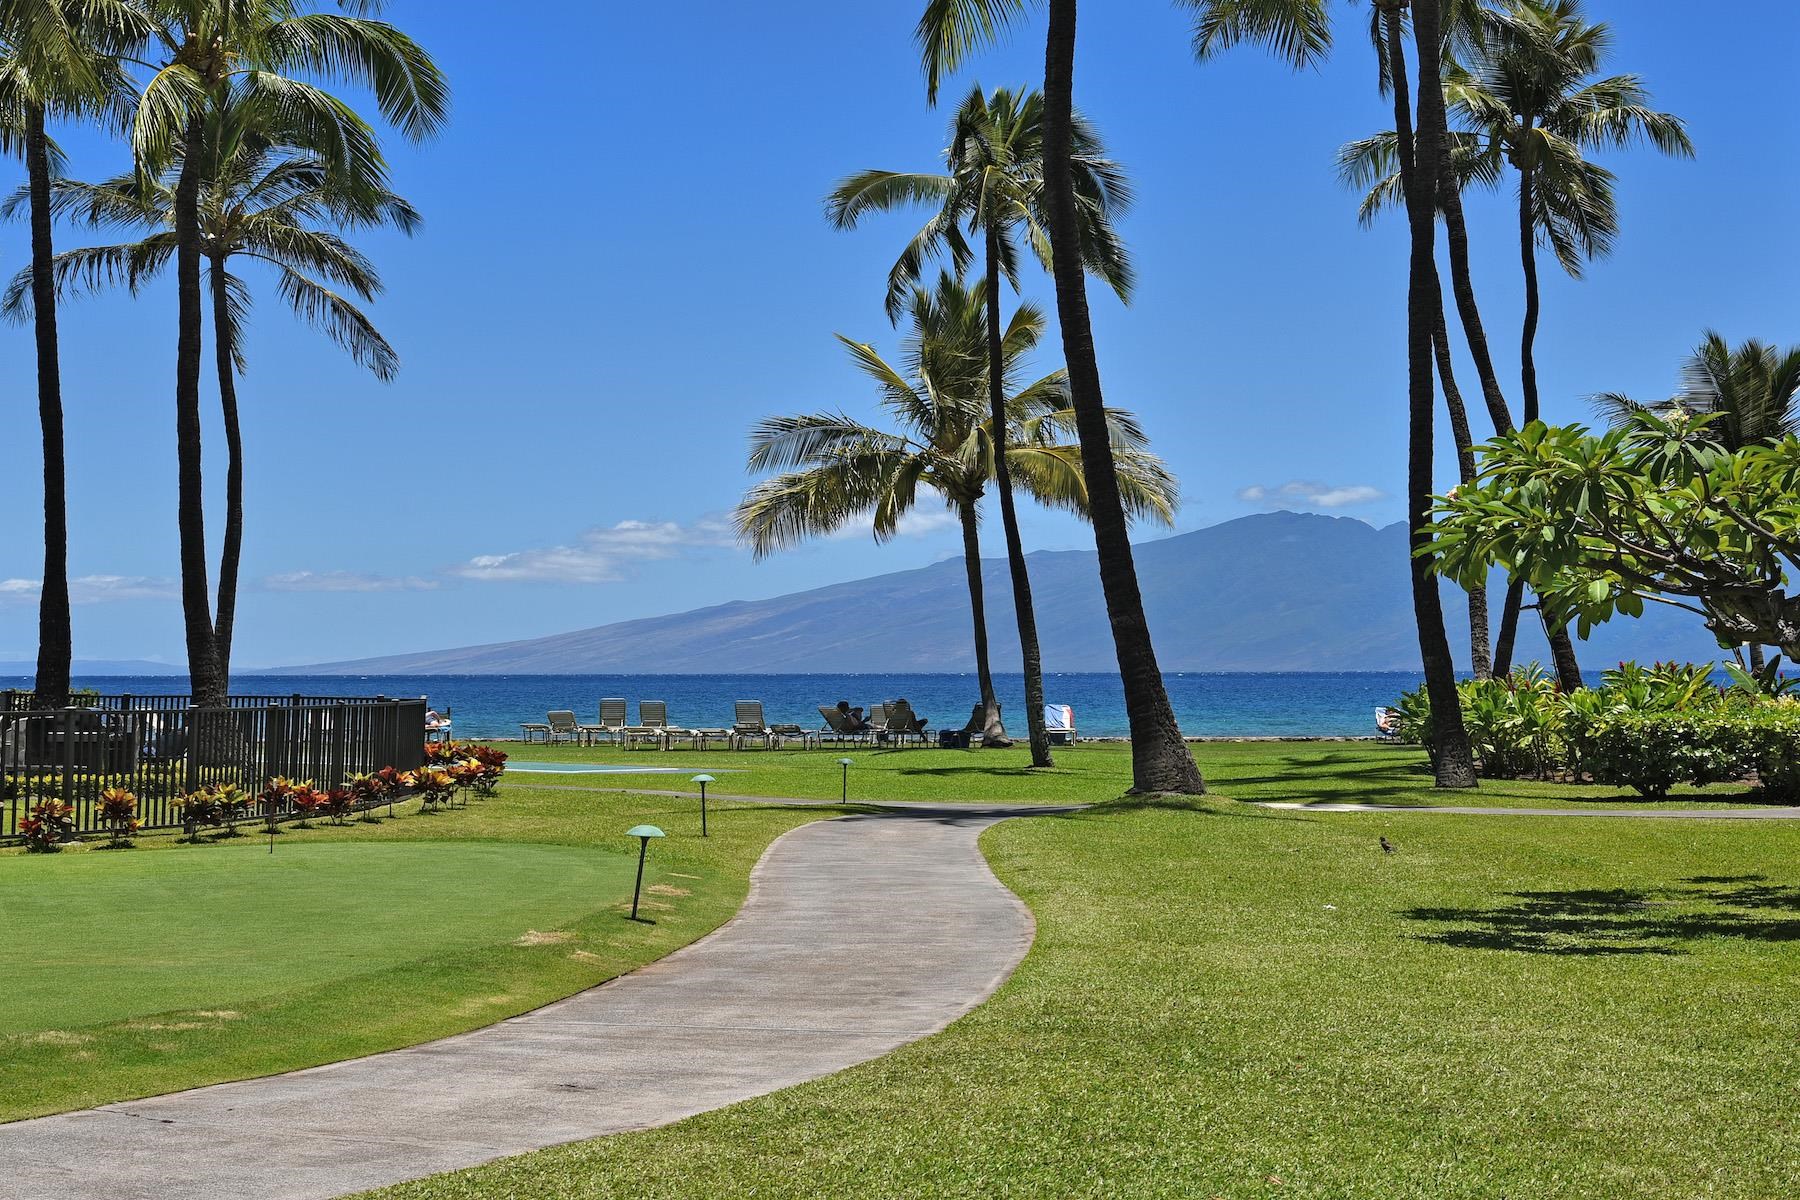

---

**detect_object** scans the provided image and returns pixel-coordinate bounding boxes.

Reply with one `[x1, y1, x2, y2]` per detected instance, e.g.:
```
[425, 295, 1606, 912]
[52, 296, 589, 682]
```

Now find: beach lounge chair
[817, 705, 871, 746]
[623, 700, 687, 750]
[732, 700, 773, 750]
[546, 711, 581, 745]
[580, 698, 628, 746]
[866, 704, 887, 741]
[769, 721, 813, 749]
[1044, 704, 1077, 745]
[519, 717, 551, 743]
[882, 700, 928, 747]
[1375, 706, 1401, 738]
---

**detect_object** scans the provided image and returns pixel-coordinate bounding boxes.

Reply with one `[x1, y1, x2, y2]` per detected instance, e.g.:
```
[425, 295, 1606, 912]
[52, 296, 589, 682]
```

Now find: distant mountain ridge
[281, 512, 1725, 675]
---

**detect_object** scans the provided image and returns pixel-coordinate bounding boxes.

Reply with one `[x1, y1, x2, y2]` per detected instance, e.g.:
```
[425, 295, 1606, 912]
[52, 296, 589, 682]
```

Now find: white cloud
[1237, 481, 1386, 510]
[261, 570, 440, 594]
[826, 508, 961, 542]
[448, 518, 739, 585]
[0, 575, 178, 604]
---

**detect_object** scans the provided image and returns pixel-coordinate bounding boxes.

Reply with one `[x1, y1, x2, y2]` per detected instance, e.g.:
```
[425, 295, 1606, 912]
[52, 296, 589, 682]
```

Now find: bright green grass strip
[1, 842, 633, 1033]
[513, 740, 1771, 809]
[0, 784, 843, 1123]
[360, 802, 1800, 1200]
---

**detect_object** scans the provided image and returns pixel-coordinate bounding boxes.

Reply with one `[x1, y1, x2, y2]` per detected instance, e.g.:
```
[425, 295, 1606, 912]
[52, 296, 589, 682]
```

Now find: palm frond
[1184, 0, 1333, 69]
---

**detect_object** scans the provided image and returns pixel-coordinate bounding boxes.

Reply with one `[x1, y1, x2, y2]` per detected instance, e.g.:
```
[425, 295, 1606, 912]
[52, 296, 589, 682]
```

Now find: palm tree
[1339, 125, 1503, 678]
[737, 274, 1177, 734]
[0, 0, 144, 707]
[1595, 332, 1800, 671]
[825, 83, 1131, 763]
[917, 0, 1205, 794]
[3, 98, 419, 684]
[1455, 0, 1690, 684]
[124, 0, 447, 705]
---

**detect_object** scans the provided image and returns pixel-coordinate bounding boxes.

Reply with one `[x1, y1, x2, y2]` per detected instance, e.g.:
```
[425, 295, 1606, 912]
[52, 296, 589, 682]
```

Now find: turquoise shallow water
[3, 672, 1425, 740]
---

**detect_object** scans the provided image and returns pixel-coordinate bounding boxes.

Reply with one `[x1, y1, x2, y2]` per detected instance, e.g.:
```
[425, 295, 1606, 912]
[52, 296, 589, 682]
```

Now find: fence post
[331, 702, 347, 787]
[61, 706, 78, 837]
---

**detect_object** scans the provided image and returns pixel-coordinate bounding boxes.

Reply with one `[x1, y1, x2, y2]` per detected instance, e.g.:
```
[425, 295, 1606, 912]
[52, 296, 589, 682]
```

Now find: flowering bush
[321, 786, 356, 825]
[174, 789, 218, 841]
[211, 783, 251, 838]
[98, 787, 140, 848]
[1394, 660, 1797, 795]
[20, 798, 73, 853]
[406, 766, 455, 812]
[289, 783, 326, 827]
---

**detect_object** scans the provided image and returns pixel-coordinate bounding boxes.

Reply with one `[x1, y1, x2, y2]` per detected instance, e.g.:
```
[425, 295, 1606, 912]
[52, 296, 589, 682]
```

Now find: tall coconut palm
[0, 0, 144, 707]
[825, 83, 1131, 763]
[1339, 126, 1503, 678]
[125, 0, 446, 705]
[3, 98, 419, 684]
[1189, 0, 1476, 778]
[917, 0, 1205, 794]
[737, 274, 1177, 733]
[1455, 0, 1689, 683]
[1595, 332, 1800, 671]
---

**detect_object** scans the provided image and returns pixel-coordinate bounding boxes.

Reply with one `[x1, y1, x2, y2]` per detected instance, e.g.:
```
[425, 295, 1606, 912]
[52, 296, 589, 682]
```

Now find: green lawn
[0, 782, 847, 1123]
[510, 739, 1774, 809]
[361, 797, 1800, 1200]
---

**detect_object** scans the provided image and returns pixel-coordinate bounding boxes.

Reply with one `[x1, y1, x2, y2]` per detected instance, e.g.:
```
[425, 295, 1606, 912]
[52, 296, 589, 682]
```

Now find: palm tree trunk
[1395, 0, 1477, 787]
[1513, 152, 1583, 691]
[1749, 643, 1768, 673]
[1432, 313, 1490, 679]
[175, 113, 223, 707]
[1042, 0, 1202, 795]
[1437, 144, 1513, 436]
[1541, 608, 1584, 692]
[26, 102, 71, 709]
[210, 260, 244, 687]
[1517, 157, 1541, 425]
[1491, 576, 1525, 676]
[957, 500, 1002, 741]
[984, 227, 1043, 761]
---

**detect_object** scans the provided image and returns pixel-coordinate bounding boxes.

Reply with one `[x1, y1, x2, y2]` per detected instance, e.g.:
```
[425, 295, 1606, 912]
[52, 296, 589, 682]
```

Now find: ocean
[0, 672, 1422, 740]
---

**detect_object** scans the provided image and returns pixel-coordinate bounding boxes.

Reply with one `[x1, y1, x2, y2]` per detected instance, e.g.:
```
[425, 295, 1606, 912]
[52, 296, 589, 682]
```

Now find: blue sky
[1, 1, 1795, 668]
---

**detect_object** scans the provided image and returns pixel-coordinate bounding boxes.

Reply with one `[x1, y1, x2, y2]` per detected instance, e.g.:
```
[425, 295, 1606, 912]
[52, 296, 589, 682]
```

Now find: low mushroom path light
[691, 775, 714, 837]
[838, 758, 853, 804]
[626, 824, 665, 921]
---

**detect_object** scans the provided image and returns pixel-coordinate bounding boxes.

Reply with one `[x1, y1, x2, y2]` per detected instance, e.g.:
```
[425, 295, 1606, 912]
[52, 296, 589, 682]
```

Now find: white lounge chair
[732, 700, 773, 750]
[546, 711, 581, 745]
[623, 700, 689, 750]
[1044, 704, 1077, 745]
[580, 698, 628, 746]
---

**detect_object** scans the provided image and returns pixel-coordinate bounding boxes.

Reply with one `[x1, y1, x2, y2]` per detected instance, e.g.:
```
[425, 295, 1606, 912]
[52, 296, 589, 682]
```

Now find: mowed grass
[1, 842, 632, 1033]
[510, 739, 1773, 809]
[362, 799, 1800, 1200]
[0, 781, 848, 1123]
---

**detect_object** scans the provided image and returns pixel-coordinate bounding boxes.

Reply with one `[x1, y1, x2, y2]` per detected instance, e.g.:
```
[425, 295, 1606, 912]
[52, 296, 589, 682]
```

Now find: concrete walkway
[0, 806, 1054, 1200]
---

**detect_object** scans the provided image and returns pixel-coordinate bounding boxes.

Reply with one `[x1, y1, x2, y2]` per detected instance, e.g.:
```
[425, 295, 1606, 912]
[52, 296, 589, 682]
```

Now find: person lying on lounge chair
[891, 698, 928, 737]
[837, 700, 871, 733]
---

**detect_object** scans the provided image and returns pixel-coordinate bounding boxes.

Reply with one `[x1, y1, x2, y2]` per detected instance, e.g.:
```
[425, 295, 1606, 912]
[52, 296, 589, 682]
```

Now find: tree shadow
[1402, 874, 1800, 956]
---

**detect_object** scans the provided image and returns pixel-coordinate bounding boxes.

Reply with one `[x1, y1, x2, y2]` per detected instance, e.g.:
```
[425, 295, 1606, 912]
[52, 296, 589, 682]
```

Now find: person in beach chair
[836, 700, 871, 733]
[885, 698, 929, 745]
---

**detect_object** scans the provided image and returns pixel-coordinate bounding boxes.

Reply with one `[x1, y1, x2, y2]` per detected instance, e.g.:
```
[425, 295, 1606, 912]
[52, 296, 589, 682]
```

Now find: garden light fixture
[626, 824, 666, 921]
[691, 775, 715, 836]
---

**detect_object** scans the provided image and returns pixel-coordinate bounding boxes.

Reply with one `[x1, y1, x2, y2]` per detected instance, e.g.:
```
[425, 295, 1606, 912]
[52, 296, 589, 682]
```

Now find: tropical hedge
[1393, 662, 1800, 797]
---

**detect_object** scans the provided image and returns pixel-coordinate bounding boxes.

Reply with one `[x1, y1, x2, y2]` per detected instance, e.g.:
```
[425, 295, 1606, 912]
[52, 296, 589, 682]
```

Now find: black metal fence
[1, 697, 427, 840]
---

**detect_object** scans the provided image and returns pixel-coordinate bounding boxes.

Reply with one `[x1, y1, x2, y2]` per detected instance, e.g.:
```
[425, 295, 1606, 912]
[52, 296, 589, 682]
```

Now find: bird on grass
[1380, 837, 1396, 855]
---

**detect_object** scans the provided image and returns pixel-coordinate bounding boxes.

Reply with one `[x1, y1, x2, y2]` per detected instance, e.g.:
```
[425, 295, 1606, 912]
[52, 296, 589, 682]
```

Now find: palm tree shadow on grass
[1403, 875, 1800, 956]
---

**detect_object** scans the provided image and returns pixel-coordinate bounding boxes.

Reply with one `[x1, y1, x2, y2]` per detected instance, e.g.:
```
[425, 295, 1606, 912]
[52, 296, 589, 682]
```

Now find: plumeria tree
[1431, 413, 1800, 660]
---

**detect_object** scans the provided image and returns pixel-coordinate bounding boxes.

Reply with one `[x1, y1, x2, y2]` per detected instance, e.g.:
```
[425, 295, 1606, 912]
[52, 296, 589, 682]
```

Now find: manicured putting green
[1, 841, 633, 1034]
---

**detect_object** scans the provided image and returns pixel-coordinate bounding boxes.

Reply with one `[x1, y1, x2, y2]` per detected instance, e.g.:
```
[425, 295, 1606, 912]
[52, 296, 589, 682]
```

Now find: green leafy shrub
[1578, 711, 1750, 797]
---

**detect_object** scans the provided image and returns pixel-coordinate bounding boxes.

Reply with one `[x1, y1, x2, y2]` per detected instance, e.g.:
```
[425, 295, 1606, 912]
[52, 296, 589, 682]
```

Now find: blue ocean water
[2, 672, 1420, 740]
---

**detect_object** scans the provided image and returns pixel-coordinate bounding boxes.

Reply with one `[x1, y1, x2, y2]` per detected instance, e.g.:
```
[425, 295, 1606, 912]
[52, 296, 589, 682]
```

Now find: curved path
[0, 805, 1059, 1200]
